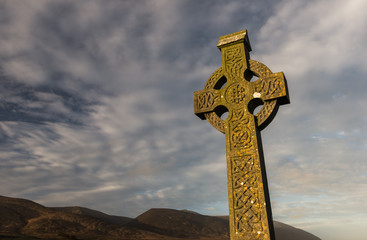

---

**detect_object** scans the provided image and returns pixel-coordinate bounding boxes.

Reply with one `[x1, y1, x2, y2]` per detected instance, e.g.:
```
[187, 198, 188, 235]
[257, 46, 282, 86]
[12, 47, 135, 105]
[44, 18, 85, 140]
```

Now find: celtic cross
[193, 29, 289, 240]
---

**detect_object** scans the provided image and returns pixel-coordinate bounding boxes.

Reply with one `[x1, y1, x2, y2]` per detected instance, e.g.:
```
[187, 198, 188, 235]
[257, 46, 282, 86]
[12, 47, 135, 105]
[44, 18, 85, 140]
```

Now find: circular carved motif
[204, 60, 280, 132]
[226, 83, 247, 104]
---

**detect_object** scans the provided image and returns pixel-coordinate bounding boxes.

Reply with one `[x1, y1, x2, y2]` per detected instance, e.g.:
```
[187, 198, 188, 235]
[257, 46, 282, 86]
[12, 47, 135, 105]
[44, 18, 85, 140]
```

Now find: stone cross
[193, 30, 289, 240]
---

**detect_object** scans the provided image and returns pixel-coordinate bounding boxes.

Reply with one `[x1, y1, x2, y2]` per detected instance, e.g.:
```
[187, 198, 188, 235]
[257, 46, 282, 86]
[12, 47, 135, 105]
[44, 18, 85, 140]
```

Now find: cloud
[3, 58, 47, 85]
[1, 1, 367, 239]
[254, 0, 367, 77]
[0, 1, 46, 56]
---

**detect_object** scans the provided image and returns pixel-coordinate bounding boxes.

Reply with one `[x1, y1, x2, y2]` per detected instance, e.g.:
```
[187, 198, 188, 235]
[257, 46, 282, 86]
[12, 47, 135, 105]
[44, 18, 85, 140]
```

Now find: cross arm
[193, 88, 223, 120]
[253, 72, 290, 105]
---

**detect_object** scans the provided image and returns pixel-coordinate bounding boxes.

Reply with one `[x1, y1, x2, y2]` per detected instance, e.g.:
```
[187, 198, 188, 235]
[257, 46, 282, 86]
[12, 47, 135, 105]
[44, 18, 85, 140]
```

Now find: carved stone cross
[194, 30, 289, 240]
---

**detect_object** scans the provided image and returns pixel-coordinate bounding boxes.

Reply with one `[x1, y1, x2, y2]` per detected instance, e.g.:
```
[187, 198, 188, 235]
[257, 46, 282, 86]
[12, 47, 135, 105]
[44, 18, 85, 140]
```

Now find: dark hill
[0, 195, 321, 240]
[130, 208, 229, 238]
[0, 196, 144, 239]
[52, 206, 132, 227]
[274, 221, 321, 240]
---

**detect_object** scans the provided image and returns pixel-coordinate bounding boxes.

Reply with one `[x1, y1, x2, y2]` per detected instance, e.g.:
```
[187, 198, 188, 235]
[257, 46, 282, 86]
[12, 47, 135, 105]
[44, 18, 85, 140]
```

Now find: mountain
[130, 208, 229, 238]
[0, 195, 321, 240]
[274, 221, 321, 240]
[0, 195, 146, 240]
[52, 206, 132, 227]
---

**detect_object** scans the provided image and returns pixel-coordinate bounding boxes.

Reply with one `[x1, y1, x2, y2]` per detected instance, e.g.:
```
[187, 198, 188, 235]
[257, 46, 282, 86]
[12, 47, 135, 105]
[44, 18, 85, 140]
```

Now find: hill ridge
[0, 195, 321, 240]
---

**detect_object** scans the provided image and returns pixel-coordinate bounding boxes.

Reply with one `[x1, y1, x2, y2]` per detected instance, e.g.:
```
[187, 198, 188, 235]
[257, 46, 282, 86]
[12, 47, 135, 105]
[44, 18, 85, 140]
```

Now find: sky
[0, 0, 366, 239]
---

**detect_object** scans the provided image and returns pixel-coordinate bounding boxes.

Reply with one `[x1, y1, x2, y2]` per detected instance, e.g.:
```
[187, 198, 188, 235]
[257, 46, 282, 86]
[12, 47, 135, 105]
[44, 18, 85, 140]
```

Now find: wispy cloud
[0, 1, 366, 239]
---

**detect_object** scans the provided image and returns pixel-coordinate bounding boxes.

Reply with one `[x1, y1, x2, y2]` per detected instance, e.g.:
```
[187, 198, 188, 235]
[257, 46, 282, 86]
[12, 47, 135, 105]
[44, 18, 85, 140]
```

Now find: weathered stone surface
[194, 29, 290, 240]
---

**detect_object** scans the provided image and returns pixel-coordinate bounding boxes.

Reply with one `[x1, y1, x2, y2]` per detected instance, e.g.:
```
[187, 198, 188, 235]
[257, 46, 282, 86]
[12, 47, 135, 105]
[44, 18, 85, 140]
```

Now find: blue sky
[1, 1, 367, 240]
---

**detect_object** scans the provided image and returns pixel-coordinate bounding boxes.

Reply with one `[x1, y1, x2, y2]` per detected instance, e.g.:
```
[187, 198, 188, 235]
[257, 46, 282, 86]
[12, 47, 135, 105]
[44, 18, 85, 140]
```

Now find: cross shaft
[193, 30, 289, 240]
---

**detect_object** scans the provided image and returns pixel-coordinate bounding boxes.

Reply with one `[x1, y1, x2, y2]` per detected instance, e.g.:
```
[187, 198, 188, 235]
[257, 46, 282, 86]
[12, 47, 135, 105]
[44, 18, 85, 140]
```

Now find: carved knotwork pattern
[256, 100, 276, 126]
[249, 59, 285, 100]
[203, 67, 226, 133]
[231, 125, 251, 149]
[254, 77, 283, 98]
[195, 59, 284, 240]
[248, 60, 272, 78]
[227, 115, 270, 239]
[194, 31, 289, 240]
[232, 154, 265, 238]
[247, 60, 280, 130]
[232, 108, 245, 120]
[205, 67, 223, 89]
[230, 122, 252, 150]
[205, 112, 225, 133]
[224, 45, 244, 78]
[196, 91, 216, 110]
[198, 60, 283, 133]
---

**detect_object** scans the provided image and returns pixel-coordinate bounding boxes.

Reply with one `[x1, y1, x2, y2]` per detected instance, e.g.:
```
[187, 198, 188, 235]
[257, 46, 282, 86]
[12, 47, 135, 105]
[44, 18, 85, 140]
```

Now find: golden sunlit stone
[194, 29, 290, 240]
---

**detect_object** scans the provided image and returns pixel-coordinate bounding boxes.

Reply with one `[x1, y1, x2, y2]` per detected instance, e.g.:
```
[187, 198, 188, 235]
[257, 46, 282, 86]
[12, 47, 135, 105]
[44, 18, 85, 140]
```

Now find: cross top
[194, 30, 289, 132]
[194, 29, 290, 240]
